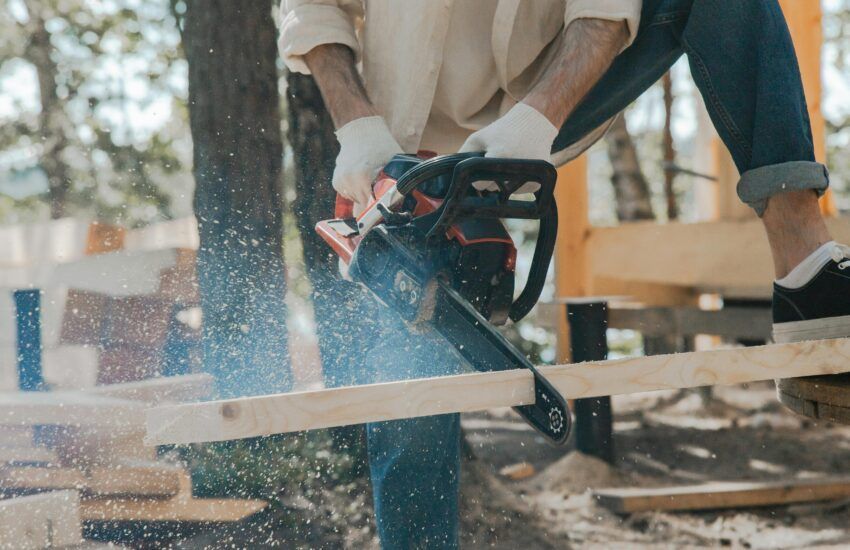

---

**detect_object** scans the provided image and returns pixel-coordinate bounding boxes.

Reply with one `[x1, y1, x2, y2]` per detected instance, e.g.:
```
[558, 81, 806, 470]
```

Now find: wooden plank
[594, 477, 850, 513]
[0, 426, 34, 447]
[147, 369, 534, 445]
[0, 462, 181, 497]
[607, 306, 772, 340]
[0, 445, 58, 465]
[86, 373, 213, 404]
[0, 391, 144, 429]
[554, 157, 590, 361]
[587, 217, 850, 296]
[80, 473, 266, 522]
[146, 337, 850, 445]
[0, 490, 83, 548]
[53, 427, 158, 466]
[85, 462, 182, 497]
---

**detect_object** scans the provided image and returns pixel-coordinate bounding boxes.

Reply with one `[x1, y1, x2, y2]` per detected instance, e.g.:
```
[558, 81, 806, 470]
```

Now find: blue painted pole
[14, 289, 43, 391]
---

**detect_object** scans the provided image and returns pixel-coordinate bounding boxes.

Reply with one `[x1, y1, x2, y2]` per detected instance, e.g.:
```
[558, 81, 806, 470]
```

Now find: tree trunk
[662, 71, 678, 221]
[285, 73, 385, 389]
[183, 0, 289, 397]
[604, 114, 655, 222]
[286, 73, 377, 463]
[25, 8, 71, 219]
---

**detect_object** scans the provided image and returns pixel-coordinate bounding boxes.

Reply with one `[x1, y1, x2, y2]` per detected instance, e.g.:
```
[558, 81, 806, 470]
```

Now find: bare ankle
[762, 190, 831, 278]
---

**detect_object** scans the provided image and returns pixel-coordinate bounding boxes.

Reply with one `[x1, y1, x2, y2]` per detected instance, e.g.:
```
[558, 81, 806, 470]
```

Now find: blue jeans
[333, 300, 463, 549]
[555, 0, 829, 216]
[363, 1, 826, 548]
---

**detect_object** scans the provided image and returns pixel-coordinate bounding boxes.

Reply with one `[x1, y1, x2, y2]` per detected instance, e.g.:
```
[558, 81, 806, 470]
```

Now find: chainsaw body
[316, 153, 570, 444]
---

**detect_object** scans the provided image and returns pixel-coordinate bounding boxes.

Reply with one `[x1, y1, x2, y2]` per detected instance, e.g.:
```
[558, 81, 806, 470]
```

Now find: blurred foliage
[181, 430, 367, 503]
[0, 0, 192, 225]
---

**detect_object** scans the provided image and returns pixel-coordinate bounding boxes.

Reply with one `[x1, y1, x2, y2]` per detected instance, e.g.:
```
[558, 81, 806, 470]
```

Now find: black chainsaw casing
[346, 154, 571, 445]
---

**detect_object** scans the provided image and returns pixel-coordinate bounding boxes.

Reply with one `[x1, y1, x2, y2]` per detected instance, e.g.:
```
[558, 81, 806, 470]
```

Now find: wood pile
[0, 374, 268, 546]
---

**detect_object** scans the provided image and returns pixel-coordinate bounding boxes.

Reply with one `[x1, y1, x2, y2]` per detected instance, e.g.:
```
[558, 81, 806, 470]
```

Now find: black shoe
[772, 244, 850, 343]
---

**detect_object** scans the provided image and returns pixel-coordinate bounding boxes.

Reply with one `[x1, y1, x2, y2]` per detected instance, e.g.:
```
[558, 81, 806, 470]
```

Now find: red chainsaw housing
[315, 153, 515, 269]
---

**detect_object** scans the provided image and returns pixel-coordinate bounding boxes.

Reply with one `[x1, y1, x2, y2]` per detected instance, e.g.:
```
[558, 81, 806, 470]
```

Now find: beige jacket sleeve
[564, 0, 642, 48]
[278, 0, 364, 74]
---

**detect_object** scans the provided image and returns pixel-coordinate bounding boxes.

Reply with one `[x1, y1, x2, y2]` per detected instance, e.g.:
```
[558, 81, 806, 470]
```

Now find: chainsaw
[316, 152, 570, 445]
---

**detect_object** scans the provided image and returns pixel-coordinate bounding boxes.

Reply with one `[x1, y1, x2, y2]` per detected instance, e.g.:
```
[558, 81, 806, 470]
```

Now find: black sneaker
[774, 243, 850, 423]
[772, 243, 850, 343]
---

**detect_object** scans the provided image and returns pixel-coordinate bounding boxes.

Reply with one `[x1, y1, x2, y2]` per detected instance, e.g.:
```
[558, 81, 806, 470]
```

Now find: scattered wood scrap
[0, 461, 182, 497]
[85, 373, 213, 403]
[81, 473, 268, 523]
[594, 477, 850, 513]
[499, 462, 536, 481]
[146, 337, 850, 445]
[0, 376, 266, 526]
[0, 490, 83, 549]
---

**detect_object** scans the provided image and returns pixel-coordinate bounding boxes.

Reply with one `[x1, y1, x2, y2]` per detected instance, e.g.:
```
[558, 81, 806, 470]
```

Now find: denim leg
[368, 415, 461, 550]
[680, 0, 828, 215]
[336, 302, 462, 550]
[552, 0, 829, 216]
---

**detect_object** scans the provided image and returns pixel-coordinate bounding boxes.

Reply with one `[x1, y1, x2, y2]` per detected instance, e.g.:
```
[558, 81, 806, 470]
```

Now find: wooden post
[554, 156, 589, 362]
[778, 0, 835, 215]
[14, 289, 43, 391]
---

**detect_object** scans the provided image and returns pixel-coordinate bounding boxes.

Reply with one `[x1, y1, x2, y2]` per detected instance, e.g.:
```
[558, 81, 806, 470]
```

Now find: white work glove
[459, 102, 558, 193]
[334, 116, 403, 209]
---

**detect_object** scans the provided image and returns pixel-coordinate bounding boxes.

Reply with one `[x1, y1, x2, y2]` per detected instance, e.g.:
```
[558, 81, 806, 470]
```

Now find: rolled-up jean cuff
[737, 161, 830, 217]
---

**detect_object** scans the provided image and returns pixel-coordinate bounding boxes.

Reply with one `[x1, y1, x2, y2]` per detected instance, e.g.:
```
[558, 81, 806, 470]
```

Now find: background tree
[604, 114, 655, 222]
[182, 0, 289, 396]
[0, 0, 188, 224]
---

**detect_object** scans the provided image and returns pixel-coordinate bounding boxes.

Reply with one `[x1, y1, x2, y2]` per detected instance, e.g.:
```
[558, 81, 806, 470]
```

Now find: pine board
[0, 490, 83, 549]
[0, 392, 144, 429]
[146, 338, 850, 445]
[594, 477, 850, 513]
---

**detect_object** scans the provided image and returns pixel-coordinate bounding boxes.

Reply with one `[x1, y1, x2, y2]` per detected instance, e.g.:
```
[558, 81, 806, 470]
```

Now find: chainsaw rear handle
[399, 154, 558, 323]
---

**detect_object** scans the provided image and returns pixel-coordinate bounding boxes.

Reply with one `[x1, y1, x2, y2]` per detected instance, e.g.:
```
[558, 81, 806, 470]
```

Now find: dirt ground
[168, 381, 850, 549]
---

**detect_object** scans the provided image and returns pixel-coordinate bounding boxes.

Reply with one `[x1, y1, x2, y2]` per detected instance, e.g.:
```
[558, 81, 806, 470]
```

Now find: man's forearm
[304, 44, 376, 128]
[524, 18, 629, 128]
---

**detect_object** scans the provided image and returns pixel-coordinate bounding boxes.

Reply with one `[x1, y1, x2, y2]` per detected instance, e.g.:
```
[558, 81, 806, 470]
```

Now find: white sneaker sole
[773, 314, 850, 344]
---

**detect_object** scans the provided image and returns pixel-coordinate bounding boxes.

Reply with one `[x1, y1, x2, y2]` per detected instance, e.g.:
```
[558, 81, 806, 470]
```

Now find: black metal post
[566, 300, 613, 463]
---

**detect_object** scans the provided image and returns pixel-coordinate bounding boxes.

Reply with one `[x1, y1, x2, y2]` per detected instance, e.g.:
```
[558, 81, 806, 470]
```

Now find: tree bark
[285, 72, 384, 389]
[183, 0, 289, 397]
[25, 8, 71, 219]
[604, 114, 655, 222]
[662, 71, 678, 221]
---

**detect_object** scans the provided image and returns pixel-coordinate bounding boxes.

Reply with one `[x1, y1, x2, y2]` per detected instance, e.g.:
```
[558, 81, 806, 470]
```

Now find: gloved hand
[459, 102, 558, 193]
[334, 116, 403, 209]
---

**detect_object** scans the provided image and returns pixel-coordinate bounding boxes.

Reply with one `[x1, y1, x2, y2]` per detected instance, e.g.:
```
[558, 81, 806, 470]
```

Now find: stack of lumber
[0, 217, 201, 390]
[0, 490, 83, 548]
[0, 374, 268, 532]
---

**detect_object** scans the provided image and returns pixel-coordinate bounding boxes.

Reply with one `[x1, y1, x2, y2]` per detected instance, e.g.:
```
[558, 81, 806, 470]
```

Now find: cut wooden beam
[53, 427, 157, 466]
[607, 306, 772, 340]
[587, 217, 850, 298]
[0, 391, 144, 429]
[80, 473, 267, 522]
[0, 490, 83, 549]
[86, 373, 213, 404]
[0, 426, 34, 446]
[594, 477, 850, 513]
[146, 337, 850, 445]
[0, 462, 182, 497]
[0, 445, 58, 465]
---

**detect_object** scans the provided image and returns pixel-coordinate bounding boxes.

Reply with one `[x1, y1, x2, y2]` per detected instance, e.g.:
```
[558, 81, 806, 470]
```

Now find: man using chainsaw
[280, 0, 847, 547]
